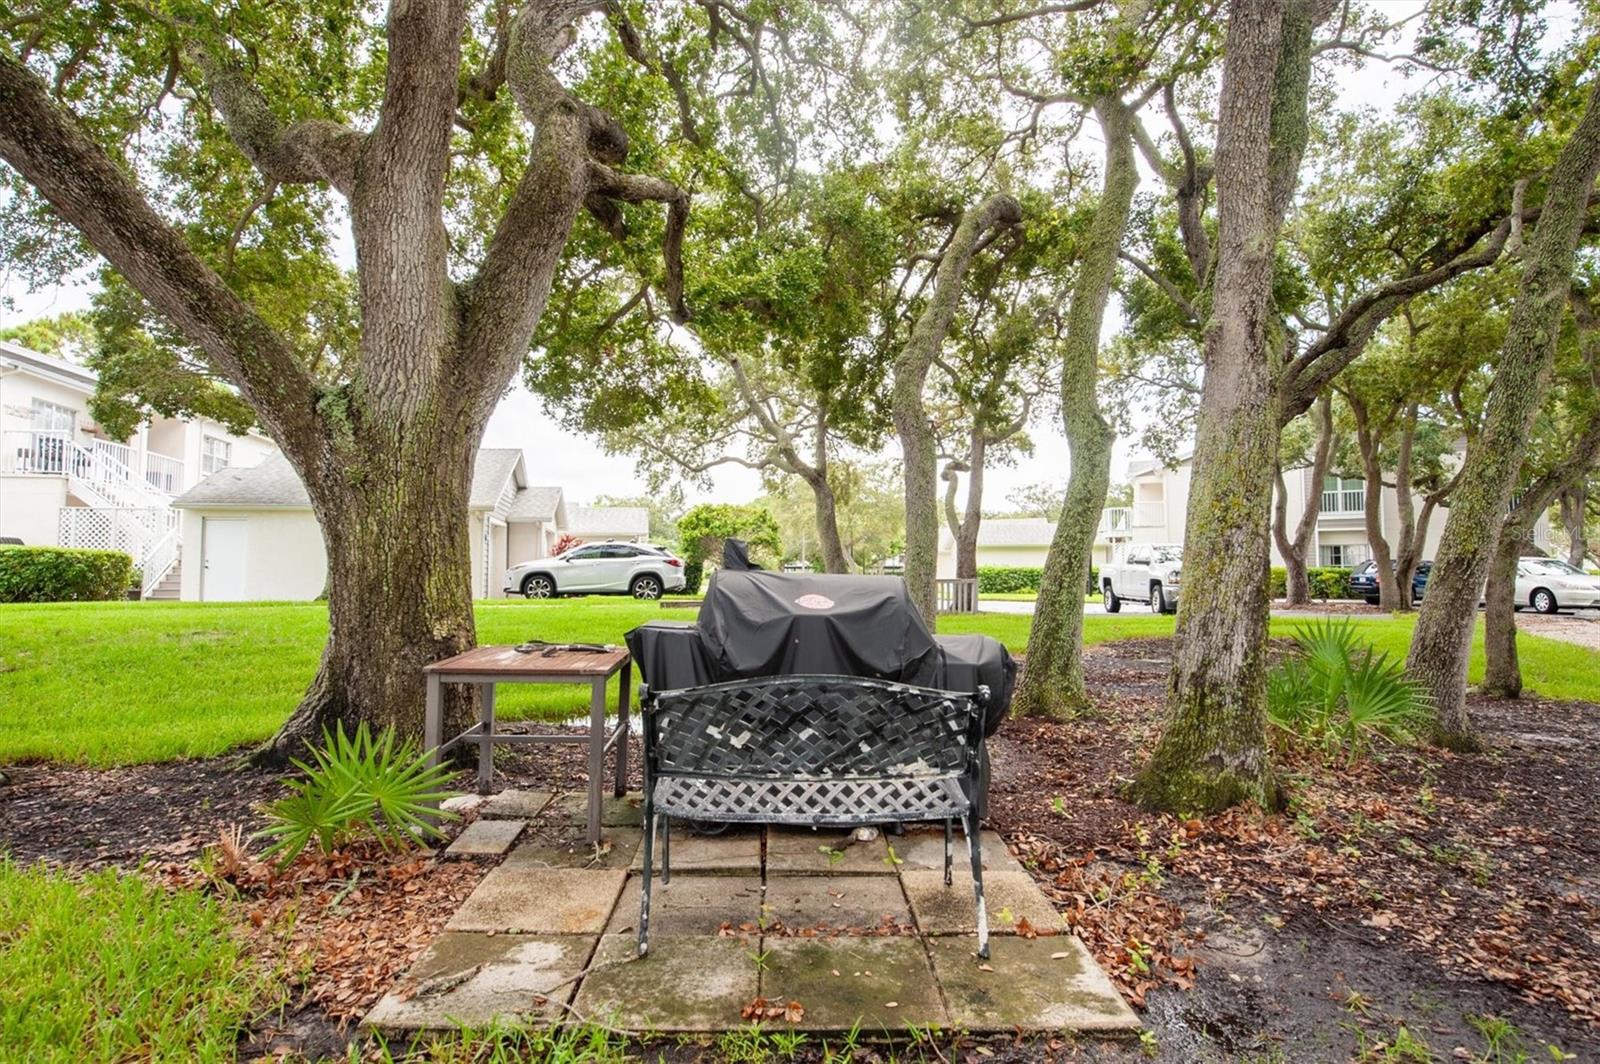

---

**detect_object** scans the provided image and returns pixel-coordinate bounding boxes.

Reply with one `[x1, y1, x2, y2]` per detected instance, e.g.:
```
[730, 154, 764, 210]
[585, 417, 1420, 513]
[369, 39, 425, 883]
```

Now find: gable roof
[566, 505, 650, 536]
[174, 448, 529, 511]
[507, 485, 563, 522]
[172, 453, 310, 509]
[468, 448, 524, 510]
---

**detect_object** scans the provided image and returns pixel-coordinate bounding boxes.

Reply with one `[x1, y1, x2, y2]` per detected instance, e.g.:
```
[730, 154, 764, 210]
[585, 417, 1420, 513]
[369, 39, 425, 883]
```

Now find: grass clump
[260, 722, 457, 866]
[1268, 619, 1429, 760]
[0, 858, 281, 1062]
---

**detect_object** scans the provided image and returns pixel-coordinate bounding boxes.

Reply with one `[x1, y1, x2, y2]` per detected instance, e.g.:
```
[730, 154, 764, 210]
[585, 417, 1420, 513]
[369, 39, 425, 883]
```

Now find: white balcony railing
[1134, 501, 1165, 527]
[1099, 506, 1132, 535]
[3, 430, 182, 503]
[1321, 488, 1366, 513]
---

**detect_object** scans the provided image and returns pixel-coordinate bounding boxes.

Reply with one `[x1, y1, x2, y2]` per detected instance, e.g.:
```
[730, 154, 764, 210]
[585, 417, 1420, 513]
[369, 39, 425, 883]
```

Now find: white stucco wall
[0, 474, 67, 545]
[507, 520, 548, 566]
[177, 507, 326, 601]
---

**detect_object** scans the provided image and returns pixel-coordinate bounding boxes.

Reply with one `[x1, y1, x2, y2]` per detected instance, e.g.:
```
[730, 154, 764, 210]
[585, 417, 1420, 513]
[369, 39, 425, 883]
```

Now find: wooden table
[423, 644, 632, 844]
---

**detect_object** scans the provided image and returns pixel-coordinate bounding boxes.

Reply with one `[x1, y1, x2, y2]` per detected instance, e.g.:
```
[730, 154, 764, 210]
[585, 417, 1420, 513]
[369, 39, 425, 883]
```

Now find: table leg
[587, 676, 605, 845]
[479, 682, 496, 795]
[424, 673, 443, 818]
[615, 664, 631, 798]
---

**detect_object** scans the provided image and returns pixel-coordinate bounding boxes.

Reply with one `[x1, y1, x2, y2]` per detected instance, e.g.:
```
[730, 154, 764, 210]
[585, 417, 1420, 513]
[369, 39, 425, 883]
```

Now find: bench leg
[943, 818, 953, 887]
[964, 809, 989, 959]
[662, 815, 671, 885]
[638, 803, 655, 957]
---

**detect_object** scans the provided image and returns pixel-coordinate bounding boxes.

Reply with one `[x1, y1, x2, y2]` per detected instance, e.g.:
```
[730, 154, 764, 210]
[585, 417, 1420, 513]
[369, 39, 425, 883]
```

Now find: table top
[425, 644, 631, 678]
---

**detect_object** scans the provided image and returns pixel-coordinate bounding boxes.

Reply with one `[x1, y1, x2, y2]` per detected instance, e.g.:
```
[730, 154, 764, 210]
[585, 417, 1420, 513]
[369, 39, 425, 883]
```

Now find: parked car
[504, 542, 686, 600]
[1348, 559, 1385, 605]
[1412, 561, 1432, 604]
[1349, 559, 1433, 605]
[1513, 557, 1600, 614]
[1101, 544, 1182, 614]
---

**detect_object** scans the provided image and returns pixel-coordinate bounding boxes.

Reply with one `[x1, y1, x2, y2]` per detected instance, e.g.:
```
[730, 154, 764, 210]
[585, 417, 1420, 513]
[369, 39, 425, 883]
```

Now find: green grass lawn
[0, 859, 282, 1062]
[1, 599, 1594, 766]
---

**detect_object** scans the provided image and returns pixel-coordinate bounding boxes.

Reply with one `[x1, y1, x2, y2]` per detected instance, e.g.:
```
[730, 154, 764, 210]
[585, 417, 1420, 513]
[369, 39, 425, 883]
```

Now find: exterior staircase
[145, 545, 183, 600]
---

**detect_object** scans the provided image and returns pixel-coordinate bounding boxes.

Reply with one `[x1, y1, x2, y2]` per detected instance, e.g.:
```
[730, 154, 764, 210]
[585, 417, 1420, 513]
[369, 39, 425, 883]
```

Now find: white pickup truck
[1101, 544, 1183, 614]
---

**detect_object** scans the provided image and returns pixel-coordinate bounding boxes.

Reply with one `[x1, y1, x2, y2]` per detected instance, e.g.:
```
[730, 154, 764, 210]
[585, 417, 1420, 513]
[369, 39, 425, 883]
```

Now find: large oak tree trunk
[1013, 95, 1137, 720]
[272, 438, 482, 756]
[0, 6, 685, 758]
[1407, 81, 1600, 749]
[1130, 0, 1316, 814]
[1272, 393, 1333, 605]
[893, 194, 1022, 623]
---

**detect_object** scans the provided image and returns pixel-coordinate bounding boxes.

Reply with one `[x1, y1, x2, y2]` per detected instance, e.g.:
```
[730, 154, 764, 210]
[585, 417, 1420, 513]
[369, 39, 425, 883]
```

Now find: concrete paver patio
[367, 793, 1140, 1037]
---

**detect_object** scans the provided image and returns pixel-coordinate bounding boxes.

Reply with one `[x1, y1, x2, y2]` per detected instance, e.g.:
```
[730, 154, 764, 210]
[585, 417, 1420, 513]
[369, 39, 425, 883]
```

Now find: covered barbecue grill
[626, 563, 1015, 734]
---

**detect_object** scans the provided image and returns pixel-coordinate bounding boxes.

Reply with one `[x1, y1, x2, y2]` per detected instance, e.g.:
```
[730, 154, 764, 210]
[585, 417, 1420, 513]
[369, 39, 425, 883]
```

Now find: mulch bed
[3, 639, 1598, 1061]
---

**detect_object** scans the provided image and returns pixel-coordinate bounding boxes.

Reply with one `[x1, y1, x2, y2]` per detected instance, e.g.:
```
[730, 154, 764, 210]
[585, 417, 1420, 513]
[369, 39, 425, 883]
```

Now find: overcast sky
[3, 1, 1568, 508]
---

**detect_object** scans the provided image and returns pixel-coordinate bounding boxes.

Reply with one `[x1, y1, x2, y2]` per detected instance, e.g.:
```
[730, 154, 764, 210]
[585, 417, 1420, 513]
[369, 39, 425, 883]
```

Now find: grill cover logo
[793, 593, 835, 610]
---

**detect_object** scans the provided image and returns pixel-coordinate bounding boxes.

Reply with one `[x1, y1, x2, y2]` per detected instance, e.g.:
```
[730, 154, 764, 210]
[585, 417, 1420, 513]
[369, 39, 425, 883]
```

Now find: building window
[202, 435, 232, 476]
[1319, 543, 1371, 567]
[1320, 475, 1366, 513]
[29, 398, 75, 434]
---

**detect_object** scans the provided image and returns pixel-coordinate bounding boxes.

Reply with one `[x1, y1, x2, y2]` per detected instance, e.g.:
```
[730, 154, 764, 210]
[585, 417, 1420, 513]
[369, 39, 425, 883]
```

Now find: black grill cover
[697, 569, 940, 683]
[624, 570, 1015, 735]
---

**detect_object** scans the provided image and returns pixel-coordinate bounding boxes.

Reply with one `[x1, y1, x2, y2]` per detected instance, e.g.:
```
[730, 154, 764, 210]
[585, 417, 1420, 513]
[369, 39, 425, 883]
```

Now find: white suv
[505, 542, 687, 600]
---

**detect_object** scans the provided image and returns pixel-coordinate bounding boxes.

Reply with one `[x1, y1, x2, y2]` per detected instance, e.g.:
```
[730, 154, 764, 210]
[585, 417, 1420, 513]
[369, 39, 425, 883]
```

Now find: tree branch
[0, 49, 325, 462]
[184, 44, 362, 195]
[1119, 249, 1199, 323]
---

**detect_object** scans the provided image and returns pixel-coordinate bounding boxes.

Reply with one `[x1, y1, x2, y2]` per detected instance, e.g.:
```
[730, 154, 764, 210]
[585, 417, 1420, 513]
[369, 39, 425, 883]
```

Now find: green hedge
[0, 547, 134, 603]
[683, 561, 704, 595]
[1270, 565, 1355, 600]
[976, 566, 1042, 594]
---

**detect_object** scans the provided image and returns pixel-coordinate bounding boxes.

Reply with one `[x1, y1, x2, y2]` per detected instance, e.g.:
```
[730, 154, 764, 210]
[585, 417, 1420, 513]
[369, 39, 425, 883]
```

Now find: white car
[504, 542, 687, 600]
[1514, 557, 1600, 614]
[1101, 544, 1183, 614]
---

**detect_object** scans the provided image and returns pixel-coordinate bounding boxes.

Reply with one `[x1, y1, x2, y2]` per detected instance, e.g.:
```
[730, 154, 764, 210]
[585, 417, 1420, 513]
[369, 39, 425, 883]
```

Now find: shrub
[0, 858, 283, 1061]
[0, 546, 134, 603]
[1267, 618, 1429, 761]
[683, 561, 704, 595]
[259, 723, 457, 866]
[1269, 565, 1355, 600]
[976, 566, 1043, 594]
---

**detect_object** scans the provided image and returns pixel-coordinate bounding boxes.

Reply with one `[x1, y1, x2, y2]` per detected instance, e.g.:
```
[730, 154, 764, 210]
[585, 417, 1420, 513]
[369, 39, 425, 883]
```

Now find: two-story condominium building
[1119, 452, 1550, 566]
[0, 340, 277, 595]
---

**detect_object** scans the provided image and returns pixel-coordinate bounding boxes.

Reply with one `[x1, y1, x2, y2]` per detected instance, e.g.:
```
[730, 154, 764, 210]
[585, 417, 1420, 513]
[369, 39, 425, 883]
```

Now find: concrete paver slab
[446, 867, 625, 934]
[762, 875, 911, 934]
[766, 827, 893, 875]
[902, 870, 1063, 935]
[630, 825, 761, 874]
[889, 829, 1025, 876]
[365, 932, 593, 1030]
[444, 818, 526, 857]
[757, 937, 946, 1032]
[503, 827, 642, 871]
[606, 874, 765, 936]
[572, 935, 759, 1032]
[927, 934, 1140, 1032]
[551, 791, 643, 827]
[479, 789, 553, 819]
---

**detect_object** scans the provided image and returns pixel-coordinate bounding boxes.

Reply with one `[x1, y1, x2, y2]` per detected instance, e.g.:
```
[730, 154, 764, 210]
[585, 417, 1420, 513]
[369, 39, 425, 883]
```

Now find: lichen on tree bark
[1011, 95, 1138, 721]
[1130, 0, 1318, 814]
[1407, 79, 1600, 750]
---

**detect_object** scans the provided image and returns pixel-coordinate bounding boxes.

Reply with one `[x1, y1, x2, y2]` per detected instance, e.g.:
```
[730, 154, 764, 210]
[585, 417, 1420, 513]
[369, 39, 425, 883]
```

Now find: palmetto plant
[1267, 619, 1429, 761]
[258, 723, 456, 867]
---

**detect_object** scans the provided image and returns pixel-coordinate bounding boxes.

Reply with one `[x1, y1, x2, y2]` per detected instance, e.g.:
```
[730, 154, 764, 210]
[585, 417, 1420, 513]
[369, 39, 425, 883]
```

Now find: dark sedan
[1348, 559, 1432, 605]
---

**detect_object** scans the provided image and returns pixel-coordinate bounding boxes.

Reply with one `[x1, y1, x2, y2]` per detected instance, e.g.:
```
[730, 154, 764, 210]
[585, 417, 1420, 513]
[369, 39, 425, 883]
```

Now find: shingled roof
[175, 449, 528, 511]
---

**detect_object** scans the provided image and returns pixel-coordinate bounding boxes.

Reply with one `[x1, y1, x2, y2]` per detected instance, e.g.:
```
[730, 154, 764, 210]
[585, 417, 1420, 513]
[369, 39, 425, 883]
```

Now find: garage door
[201, 518, 248, 601]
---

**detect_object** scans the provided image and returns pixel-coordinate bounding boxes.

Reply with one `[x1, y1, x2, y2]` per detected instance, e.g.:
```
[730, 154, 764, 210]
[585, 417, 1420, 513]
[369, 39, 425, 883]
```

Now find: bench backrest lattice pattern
[647, 675, 982, 781]
[637, 674, 993, 958]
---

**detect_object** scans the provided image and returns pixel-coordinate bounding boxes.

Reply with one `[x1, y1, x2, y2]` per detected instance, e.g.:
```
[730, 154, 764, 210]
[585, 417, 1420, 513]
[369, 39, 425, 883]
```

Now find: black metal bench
[637, 674, 991, 958]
